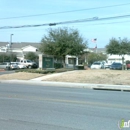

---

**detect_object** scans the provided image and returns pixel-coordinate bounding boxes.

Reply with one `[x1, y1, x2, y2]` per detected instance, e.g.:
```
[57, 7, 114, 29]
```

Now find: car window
[93, 62, 101, 65]
[112, 63, 121, 65]
[27, 60, 31, 63]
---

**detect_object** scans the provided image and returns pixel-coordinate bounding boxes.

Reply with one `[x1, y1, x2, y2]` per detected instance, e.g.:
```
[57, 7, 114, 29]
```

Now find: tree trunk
[62, 56, 66, 68]
[122, 56, 124, 70]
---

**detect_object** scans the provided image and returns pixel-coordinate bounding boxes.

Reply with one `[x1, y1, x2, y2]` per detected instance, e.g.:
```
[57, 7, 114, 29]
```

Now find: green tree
[106, 37, 130, 69]
[10, 53, 17, 62]
[39, 27, 87, 67]
[24, 52, 38, 62]
[87, 52, 107, 65]
[0, 53, 17, 62]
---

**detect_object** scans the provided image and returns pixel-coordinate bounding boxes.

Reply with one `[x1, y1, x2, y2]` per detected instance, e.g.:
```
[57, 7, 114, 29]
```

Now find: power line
[0, 14, 130, 29]
[73, 20, 130, 27]
[0, 19, 130, 32]
[0, 3, 130, 20]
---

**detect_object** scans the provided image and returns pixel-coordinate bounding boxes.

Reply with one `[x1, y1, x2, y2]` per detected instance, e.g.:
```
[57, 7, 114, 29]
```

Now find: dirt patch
[0, 70, 130, 85]
[0, 72, 44, 80]
[42, 69, 130, 85]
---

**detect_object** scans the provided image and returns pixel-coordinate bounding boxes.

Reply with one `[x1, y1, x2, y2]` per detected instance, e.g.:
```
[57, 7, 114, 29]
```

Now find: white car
[91, 62, 104, 69]
[104, 62, 111, 69]
[10, 63, 19, 70]
[16, 63, 27, 69]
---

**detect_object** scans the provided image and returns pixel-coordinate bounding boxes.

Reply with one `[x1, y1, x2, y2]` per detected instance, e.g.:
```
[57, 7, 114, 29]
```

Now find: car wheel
[28, 65, 32, 69]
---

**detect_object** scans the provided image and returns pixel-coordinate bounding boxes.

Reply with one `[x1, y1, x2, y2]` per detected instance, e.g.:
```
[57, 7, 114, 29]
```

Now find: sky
[0, 0, 130, 48]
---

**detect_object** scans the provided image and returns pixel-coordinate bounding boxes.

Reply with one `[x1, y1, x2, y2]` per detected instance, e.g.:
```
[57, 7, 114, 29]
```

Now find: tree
[0, 53, 17, 62]
[106, 37, 130, 69]
[87, 52, 107, 66]
[24, 52, 38, 62]
[39, 27, 87, 67]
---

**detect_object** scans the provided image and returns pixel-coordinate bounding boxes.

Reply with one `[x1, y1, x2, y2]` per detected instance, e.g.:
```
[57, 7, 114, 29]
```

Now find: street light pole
[10, 34, 13, 47]
[9, 34, 14, 62]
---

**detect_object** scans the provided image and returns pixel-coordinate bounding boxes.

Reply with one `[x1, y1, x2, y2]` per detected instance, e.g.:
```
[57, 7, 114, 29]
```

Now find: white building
[0, 42, 40, 60]
[83, 48, 130, 64]
[0, 42, 79, 68]
[107, 54, 130, 64]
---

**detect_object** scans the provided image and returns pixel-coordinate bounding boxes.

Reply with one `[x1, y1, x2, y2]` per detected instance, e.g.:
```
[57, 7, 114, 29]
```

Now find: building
[0, 42, 79, 68]
[1, 41, 129, 66]
[0, 42, 40, 60]
[107, 54, 130, 64]
[83, 47, 130, 65]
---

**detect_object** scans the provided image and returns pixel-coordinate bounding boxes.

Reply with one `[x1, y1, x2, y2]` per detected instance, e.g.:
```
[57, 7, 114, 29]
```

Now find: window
[1, 49, 6, 52]
[68, 58, 76, 64]
[27, 60, 31, 63]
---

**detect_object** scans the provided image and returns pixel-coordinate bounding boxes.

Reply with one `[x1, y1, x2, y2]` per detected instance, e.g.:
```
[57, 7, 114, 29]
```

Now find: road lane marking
[0, 94, 129, 110]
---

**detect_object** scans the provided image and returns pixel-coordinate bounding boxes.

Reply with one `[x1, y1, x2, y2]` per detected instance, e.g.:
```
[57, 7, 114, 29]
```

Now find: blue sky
[0, 0, 130, 48]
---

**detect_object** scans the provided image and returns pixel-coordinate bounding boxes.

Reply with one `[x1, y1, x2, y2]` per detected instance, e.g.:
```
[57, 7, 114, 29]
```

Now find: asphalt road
[0, 83, 130, 130]
[0, 70, 15, 75]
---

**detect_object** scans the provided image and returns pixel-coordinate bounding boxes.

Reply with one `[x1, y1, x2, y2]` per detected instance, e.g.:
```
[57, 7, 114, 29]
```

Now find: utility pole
[10, 34, 14, 62]
[119, 37, 125, 70]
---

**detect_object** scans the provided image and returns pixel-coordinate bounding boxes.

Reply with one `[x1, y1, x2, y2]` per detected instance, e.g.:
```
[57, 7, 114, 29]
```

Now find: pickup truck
[18, 59, 38, 69]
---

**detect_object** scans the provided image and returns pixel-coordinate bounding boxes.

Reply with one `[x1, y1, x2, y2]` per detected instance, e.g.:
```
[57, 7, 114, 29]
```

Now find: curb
[0, 80, 130, 91]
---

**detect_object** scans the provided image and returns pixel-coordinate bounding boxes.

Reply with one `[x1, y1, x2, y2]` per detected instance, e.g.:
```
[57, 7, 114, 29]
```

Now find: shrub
[54, 63, 63, 69]
[16, 68, 74, 74]
[126, 60, 130, 64]
[75, 65, 84, 70]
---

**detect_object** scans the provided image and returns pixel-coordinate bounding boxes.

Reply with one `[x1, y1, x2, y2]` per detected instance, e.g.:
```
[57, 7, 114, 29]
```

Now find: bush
[16, 68, 74, 74]
[126, 60, 130, 64]
[54, 63, 63, 69]
[75, 65, 84, 70]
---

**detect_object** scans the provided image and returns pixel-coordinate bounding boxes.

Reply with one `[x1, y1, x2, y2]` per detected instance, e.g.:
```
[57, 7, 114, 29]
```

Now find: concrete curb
[0, 80, 130, 91]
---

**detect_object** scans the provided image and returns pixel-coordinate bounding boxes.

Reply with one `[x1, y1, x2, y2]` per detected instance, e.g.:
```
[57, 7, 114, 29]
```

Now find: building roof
[84, 48, 106, 53]
[90, 48, 106, 53]
[0, 42, 41, 49]
[0, 42, 107, 53]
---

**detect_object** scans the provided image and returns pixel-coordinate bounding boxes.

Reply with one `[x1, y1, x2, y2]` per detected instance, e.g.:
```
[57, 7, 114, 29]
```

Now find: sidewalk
[0, 80, 130, 91]
[0, 70, 130, 91]
[30, 70, 78, 81]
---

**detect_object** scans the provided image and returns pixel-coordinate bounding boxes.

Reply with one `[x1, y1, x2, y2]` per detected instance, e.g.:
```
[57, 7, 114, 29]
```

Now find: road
[0, 70, 15, 75]
[0, 83, 130, 130]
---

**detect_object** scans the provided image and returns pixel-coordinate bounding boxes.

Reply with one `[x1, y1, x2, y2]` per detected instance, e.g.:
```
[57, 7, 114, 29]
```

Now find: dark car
[110, 62, 122, 70]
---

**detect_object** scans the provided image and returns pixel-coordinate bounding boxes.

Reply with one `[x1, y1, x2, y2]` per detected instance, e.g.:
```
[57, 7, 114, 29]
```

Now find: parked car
[11, 62, 27, 69]
[0, 62, 11, 70]
[10, 62, 19, 70]
[104, 62, 112, 69]
[90, 61, 104, 69]
[18, 59, 38, 69]
[110, 62, 122, 70]
[16, 62, 27, 69]
[126, 63, 130, 70]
